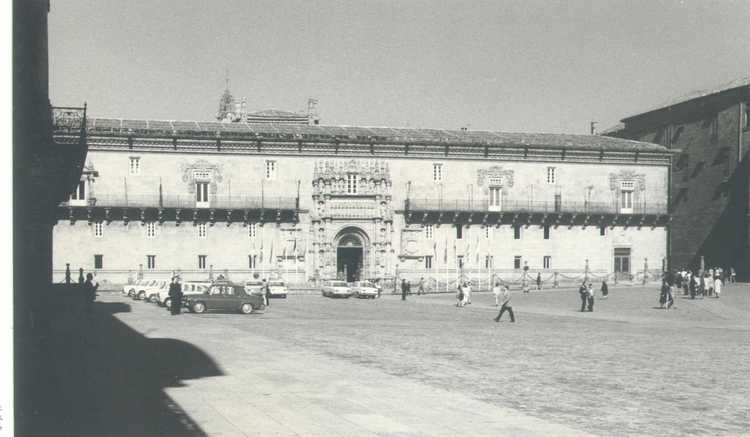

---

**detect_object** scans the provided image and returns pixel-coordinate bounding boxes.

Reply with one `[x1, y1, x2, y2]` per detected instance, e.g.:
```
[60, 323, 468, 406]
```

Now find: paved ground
[83, 284, 750, 436]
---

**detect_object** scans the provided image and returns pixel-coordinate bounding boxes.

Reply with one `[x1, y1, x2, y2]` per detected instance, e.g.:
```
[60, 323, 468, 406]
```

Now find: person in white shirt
[492, 282, 502, 306]
[464, 281, 472, 305]
[714, 276, 723, 298]
[493, 286, 515, 322]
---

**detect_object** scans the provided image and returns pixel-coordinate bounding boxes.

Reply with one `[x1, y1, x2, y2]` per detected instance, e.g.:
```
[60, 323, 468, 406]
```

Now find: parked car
[267, 280, 288, 298]
[123, 279, 142, 296]
[131, 279, 156, 299]
[136, 280, 166, 301]
[185, 281, 266, 314]
[147, 281, 170, 303]
[321, 280, 352, 298]
[158, 281, 211, 308]
[351, 281, 378, 299]
[244, 280, 266, 296]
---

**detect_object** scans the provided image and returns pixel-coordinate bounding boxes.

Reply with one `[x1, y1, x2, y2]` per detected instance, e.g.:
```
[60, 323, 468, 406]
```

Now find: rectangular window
[198, 255, 207, 270]
[70, 180, 87, 203]
[620, 180, 634, 213]
[196, 182, 209, 206]
[146, 222, 156, 239]
[129, 157, 141, 175]
[94, 254, 103, 269]
[433, 163, 443, 182]
[543, 225, 550, 240]
[147, 255, 156, 270]
[265, 160, 277, 180]
[455, 224, 463, 240]
[485, 255, 493, 269]
[248, 254, 257, 269]
[513, 225, 521, 240]
[197, 222, 207, 238]
[488, 187, 502, 211]
[347, 173, 358, 194]
[424, 224, 433, 239]
[513, 256, 522, 270]
[425, 256, 433, 270]
[94, 222, 103, 238]
[457, 255, 464, 268]
[543, 256, 551, 269]
[248, 223, 257, 238]
[614, 248, 631, 276]
[546, 167, 556, 184]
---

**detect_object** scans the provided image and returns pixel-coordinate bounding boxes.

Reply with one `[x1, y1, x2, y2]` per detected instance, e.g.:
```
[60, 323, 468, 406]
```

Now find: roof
[83, 117, 669, 153]
[247, 109, 306, 118]
[623, 76, 750, 121]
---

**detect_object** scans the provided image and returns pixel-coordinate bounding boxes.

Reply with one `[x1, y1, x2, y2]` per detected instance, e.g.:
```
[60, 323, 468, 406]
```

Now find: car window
[269, 281, 284, 287]
[224, 287, 235, 296]
[210, 286, 222, 295]
[361, 282, 373, 288]
[330, 281, 347, 287]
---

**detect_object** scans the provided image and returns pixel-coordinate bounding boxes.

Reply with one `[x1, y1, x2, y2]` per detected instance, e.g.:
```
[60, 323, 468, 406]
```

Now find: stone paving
[95, 283, 750, 436]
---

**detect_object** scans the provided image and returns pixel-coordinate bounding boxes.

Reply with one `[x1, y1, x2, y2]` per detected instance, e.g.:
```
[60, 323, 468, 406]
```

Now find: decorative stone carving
[180, 160, 224, 194]
[477, 166, 514, 187]
[608, 170, 646, 191]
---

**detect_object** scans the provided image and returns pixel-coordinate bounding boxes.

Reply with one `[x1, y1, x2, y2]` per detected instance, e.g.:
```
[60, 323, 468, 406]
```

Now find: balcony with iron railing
[406, 198, 668, 215]
[61, 193, 298, 210]
[46, 105, 88, 203]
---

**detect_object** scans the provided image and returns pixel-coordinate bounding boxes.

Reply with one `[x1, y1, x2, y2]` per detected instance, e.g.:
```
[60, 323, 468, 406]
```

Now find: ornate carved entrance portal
[311, 159, 394, 280]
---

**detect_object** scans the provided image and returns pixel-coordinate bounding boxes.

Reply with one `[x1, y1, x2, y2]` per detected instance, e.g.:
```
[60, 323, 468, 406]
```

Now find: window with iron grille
[433, 163, 443, 182]
[198, 255, 207, 269]
[146, 222, 157, 239]
[265, 160, 277, 180]
[513, 225, 521, 240]
[94, 254, 103, 269]
[485, 255, 493, 269]
[425, 256, 433, 270]
[546, 167, 556, 184]
[94, 222, 103, 238]
[543, 256, 551, 269]
[197, 222, 207, 238]
[424, 224, 433, 239]
[347, 173, 358, 194]
[248, 254, 257, 269]
[147, 255, 156, 270]
[129, 157, 141, 175]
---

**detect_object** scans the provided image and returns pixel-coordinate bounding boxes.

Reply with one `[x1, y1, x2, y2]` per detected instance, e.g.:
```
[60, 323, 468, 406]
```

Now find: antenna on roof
[590, 121, 598, 135]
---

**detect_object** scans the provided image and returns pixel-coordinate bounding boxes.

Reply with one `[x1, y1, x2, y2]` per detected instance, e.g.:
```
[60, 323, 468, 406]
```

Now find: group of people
[578, 280, 609, 312]
[455, 281, 474, 307]
[400, 277, 427, 300]
[665, 267, 732, 303]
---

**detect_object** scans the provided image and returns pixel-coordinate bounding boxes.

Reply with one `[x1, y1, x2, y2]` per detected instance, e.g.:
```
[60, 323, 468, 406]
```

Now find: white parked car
[351, 281, 378, 299]
[267, 280, 288, 298]
[136, 280, 166, 301]
[123, 279, 142, 296]
[159, 281, 211, 308]
[131, 279, 157, 298]
[321, 280, 352, 298]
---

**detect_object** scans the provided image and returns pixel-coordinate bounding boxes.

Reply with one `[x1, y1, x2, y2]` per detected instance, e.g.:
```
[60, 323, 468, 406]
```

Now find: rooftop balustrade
[61, 193, 298, 210]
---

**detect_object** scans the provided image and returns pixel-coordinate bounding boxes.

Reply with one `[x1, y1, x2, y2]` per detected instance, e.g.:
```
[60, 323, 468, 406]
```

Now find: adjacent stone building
[605, 77, 750, 280]
[53, 98, 672, 288]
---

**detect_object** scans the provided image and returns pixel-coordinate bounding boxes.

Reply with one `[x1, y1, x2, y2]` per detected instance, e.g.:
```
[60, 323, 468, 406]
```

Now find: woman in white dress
[714, 276, 722, 298]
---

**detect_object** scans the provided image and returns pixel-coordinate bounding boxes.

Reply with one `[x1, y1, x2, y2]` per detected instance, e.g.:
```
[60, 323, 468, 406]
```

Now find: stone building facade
[53, 118, 671, 287]
[605, 77, 750, 279]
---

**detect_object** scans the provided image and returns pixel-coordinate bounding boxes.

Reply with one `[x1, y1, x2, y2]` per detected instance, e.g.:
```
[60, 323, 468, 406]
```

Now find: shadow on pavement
[23, 290, 224, 437]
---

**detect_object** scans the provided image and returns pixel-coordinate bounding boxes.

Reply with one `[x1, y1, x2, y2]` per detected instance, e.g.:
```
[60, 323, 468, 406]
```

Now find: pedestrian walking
[401, 279, 409, 301]
[83, 273, 98, 315]
[714, 276, 723, 298]
[493, 285, 515, 323]
[730, 267, 736, 284]
[586, 283, 595, 312]
[417, 277, 425, 295]
[689, 271, 696, 299]
[601, 280, 609, 299]
[168, 276, 183, 315]
[456, 282, 464, 307]
[579, 281, 588, 312]
[464, 281, 472, 305]
[536, 272, 542, 291]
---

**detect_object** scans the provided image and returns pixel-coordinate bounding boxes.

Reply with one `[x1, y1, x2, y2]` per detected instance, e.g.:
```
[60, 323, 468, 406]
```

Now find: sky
[48, 0, 750, 134]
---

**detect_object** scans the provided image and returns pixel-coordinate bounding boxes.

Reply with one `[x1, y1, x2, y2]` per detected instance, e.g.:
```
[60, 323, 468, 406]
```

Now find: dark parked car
[185, 281, 266, 314]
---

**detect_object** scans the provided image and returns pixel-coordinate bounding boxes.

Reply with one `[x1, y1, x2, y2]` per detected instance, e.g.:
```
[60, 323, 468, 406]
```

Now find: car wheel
[240, 303, 253, 314]
[283, 295, 287, 299]
[164, 298, 171, 308]
[192, 302, 206, 314]
[137, 291, 146, 300]
[149, 295, 158, 303]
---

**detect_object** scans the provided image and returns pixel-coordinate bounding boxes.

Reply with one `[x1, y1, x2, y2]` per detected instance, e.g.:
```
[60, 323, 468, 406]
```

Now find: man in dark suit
[168, 276, 183, 315]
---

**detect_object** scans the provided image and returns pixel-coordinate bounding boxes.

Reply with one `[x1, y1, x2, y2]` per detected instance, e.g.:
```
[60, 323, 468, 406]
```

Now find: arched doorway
[335, 227, 369, 282]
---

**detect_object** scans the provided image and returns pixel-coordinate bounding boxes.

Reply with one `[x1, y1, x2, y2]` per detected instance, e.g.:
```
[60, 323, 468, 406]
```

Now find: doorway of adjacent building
[335, 229, 367, 282]
[614, 247, 631, 280]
